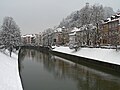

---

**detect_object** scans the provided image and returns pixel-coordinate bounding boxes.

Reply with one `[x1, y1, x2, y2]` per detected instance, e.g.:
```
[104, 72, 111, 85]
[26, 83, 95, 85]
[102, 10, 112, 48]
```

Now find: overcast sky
[0, 0, 119, 34]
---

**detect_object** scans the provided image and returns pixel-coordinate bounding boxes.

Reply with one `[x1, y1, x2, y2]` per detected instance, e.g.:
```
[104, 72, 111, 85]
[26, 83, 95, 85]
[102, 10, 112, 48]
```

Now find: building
[53, 28, 63, 46]
[21, 34, 36, 46]
[100, 13, 120, 46]
[41, 28, 55, 46]
[69, 27, 81, 49]
[35, 33, 42, 46]
[69, 24, 97, 49]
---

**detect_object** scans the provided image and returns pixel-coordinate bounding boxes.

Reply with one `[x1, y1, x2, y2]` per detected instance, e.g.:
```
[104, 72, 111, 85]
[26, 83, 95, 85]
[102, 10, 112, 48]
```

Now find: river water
[19, 49, 120, 90]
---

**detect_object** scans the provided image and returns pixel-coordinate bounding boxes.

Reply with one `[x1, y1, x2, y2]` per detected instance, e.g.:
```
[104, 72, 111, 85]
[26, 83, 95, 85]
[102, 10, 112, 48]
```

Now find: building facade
[69, 25, 97, 49]
[100, 13, 120, 46]
[21, 34, 36, 46]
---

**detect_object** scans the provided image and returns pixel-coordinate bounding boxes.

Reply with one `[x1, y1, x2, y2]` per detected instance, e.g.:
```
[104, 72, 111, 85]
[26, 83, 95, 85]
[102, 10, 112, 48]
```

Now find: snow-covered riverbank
[0, 50, 23, 90]
[53, 46, 120, 65]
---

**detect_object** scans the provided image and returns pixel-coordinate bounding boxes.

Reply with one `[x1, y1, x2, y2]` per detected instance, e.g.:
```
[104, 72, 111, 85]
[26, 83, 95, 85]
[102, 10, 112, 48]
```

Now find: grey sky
[0, 0, 119, 34]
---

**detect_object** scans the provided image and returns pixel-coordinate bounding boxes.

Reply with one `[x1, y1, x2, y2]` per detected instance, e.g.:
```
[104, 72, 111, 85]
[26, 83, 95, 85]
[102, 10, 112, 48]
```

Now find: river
[19, 48, 120, 90]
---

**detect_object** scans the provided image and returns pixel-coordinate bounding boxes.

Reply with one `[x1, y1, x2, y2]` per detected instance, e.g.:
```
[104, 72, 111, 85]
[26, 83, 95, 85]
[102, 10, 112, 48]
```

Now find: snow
[69, 32, 76, 36]
[57, 28, 62, 32]
[71, 27, 80, 33]
[21, 34, 35, 38]
[103, 13, 120, 24]
[0, 50, 23, 90]
[107, 18, 111, 21]
[69, 27, 80, 36]
[53, 46, 120, 65]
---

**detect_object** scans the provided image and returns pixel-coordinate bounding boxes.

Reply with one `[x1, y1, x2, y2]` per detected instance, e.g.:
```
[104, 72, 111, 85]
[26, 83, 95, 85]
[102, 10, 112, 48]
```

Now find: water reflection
[19, 49, 120, 90]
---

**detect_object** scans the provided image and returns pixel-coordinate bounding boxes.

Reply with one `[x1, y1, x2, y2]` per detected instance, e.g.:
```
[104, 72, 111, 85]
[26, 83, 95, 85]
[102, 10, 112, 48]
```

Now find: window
[109, 23, 112, 29]
[115, 22, 118, 27]
[103, 39, 107, 44]
[112, 23, 114, 28]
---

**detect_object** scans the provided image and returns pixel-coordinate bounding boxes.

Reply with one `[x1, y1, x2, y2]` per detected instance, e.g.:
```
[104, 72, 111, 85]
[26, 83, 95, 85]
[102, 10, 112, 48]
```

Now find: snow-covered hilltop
[0, 50, 23, 90]
[53, 46, 120, 65]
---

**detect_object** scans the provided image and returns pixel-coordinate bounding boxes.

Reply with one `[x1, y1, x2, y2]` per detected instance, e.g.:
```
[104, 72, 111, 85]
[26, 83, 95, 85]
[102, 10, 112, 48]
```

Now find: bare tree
[91, 4, 104, 25]
[79, 3, 91, 25]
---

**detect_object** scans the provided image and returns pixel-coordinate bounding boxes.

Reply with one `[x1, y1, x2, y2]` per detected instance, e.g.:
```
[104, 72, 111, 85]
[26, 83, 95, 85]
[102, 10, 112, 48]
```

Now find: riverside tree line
[40, 3, 118, 47]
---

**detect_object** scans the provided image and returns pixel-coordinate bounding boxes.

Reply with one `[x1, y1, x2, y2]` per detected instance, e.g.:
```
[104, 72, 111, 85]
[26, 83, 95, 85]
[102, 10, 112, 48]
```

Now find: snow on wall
[53, 46, 120, 65]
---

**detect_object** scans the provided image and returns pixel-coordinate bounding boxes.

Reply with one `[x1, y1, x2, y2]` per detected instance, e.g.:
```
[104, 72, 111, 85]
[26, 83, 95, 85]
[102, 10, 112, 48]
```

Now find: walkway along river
[18, 48, 120, 90]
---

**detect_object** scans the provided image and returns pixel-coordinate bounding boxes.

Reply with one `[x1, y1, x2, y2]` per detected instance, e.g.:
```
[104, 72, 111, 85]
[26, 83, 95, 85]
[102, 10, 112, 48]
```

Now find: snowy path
[0, 51, 23, 90]
[53, 46, 120, 65]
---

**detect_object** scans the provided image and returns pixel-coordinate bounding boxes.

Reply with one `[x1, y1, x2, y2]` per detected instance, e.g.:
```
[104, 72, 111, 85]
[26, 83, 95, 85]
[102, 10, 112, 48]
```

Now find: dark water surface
[19, 49, 120, 90]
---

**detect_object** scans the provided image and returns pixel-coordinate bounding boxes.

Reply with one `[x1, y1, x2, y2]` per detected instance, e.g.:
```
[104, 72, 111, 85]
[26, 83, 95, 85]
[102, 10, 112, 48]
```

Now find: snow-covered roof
[108, 18, 119, 23]
[21, 34, 36, 38]
[117, 14, 120, 17]
[103, 13, 120, 24]
[107, 18, 111, 21]
[69, 32, 76, 36]
[71, 27, 81, 33]
[54, 28, 62, 33]
[21, 35, 26, 38]
[103, 18, 119, 24]
[111, 15, 115, 18]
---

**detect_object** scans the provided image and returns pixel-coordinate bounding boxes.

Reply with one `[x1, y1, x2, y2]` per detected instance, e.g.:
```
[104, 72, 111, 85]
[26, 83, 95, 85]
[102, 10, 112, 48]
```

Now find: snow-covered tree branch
[0, 17, 21, 50]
